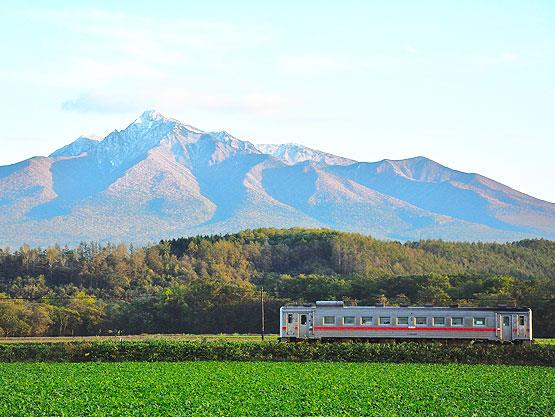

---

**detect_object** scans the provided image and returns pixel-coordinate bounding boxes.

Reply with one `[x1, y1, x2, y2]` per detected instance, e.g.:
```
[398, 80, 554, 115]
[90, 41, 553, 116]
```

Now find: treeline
[0, 228, 554, 337]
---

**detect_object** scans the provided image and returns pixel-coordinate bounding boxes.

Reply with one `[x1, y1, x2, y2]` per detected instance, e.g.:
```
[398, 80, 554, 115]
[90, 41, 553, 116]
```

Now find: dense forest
[0, 228, 554, 337]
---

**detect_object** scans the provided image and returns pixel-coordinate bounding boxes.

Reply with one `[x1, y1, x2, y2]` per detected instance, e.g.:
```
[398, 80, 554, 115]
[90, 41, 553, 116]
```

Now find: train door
[285, 312, 311, 339]
[298, 313, 310, 339]
[516, 314, 527, 338]
[285, 313, 298, 337]
[500, 314, 512, 341]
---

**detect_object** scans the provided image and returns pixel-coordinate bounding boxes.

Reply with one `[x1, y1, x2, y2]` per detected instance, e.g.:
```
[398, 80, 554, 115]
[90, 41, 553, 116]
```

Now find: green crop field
[0, 362, 553, 416]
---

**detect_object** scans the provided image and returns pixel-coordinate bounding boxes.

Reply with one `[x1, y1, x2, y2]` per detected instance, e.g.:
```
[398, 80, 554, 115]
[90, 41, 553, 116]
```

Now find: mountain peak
[49, 135, 101, 158]
[133, 110, 173, 127]
[139, 109, 166, 122]
[132, 110, 204, 134]
[374, 156, 468, 183]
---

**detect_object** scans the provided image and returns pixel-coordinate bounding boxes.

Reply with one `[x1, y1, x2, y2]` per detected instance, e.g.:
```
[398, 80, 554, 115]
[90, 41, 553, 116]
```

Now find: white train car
[280, 301, 532, 344]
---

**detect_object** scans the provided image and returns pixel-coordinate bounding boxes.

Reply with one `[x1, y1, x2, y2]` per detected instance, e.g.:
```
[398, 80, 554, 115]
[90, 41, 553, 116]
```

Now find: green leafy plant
[0, 361, 552, 416]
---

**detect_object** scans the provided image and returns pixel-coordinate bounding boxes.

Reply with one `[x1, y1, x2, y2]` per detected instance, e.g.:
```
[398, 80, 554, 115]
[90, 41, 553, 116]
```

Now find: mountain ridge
[0, 110, 553, 246]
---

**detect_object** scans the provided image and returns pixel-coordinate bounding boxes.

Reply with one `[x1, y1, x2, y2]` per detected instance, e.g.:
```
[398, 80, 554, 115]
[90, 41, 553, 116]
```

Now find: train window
[433, 317, 445, 326]
[379, 317, 391, 325]
[503, 316, 510, 326]
[323, 316, 335, 325]
[518, 316, 525, 326]
[300, 315, 307, 325]
[415, 317, 427, 325]
[474, 317, 486, 326]
[343, 316, 355, 325]
[361, 316, 373, 325]
[452, 317, 463, 326]
[397, 317, 409, 325]
[287, 314, 293, 324]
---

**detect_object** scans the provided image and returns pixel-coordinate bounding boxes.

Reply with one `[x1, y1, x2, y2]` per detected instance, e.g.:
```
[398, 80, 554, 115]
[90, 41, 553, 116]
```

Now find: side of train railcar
[280, 301, 532, 344]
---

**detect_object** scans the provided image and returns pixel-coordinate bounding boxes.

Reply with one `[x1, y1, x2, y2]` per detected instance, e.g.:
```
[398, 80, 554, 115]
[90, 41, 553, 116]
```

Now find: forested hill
[0, 228, 554, 338]
[167, 229, 555, 279]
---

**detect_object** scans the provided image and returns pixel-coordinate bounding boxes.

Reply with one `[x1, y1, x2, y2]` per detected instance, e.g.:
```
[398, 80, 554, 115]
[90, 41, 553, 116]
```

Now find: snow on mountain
[0, 110, 553, 246]
[135, 110, 204, 133]
[50, 135, 101, 158]
[91, 110, 180, 170]
[257, 143, 355, 166]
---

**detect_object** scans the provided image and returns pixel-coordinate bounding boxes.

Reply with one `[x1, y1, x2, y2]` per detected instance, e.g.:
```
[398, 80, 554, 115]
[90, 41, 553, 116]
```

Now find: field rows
[0, 362, 553, 416]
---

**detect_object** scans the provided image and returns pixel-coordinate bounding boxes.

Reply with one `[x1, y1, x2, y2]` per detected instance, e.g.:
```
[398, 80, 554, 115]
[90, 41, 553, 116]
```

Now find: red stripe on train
[313, 326, 495, 332]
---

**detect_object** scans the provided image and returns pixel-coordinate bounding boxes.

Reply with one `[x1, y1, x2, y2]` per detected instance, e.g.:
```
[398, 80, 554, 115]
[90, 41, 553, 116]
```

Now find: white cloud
[501, 52, 518, 62]
[6, 7, 276, 89]
[25, 8, 275, 54]
[277, 54, 362, 74]
[68, 58, 165, 85]
[444, 50, 525, 73]
[61, 89, 292, 116]
[276, 53, 418, 75]
[241, 94, 289, 115]
[199, 93, 289, 115]
[61, 92, 139, 113]
[74, 17, 272, 52]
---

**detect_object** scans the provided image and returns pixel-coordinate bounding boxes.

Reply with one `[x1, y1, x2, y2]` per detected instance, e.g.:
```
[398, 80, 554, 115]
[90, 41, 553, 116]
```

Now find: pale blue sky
[1, 1, 554, 202]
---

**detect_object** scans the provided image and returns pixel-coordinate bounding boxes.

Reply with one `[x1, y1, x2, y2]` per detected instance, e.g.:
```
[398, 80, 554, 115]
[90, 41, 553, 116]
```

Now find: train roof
[282, 303, 530, 312]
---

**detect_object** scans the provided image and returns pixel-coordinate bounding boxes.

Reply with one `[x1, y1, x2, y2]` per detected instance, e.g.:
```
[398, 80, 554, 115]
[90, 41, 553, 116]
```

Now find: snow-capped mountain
[256, 143, 354, 166]
[0, 110, 553, 246]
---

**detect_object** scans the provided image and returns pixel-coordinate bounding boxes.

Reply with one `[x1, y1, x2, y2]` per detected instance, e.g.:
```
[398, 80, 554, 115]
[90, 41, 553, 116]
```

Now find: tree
[0, 295, 31, 336]
[46, 246, 61, 280]
[29, 303, 53, 335]
[51, 306, 80, 336]
[66, 291, 105, 335]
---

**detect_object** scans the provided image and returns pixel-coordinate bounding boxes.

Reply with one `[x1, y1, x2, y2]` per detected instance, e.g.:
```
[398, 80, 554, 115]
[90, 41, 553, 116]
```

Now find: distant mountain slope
[256, 143, 354, 166]
[0, 110, 553, 246]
